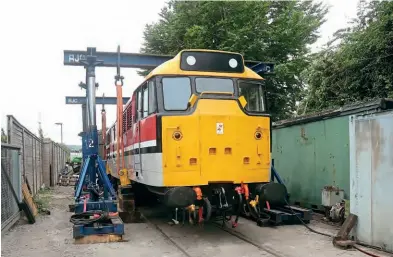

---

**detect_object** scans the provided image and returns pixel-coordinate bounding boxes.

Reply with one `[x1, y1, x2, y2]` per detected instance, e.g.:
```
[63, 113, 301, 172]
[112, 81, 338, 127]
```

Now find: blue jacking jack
[69, 48, 124, 240]
[72, 126, 124, 239]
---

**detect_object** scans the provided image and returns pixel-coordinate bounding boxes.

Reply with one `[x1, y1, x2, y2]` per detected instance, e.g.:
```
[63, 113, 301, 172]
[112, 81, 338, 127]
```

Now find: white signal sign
[216, 123, 224, 135]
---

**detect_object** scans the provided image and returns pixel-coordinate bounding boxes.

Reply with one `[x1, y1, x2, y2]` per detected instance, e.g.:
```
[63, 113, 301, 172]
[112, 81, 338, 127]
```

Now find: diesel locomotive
[105, 49, 276, 225]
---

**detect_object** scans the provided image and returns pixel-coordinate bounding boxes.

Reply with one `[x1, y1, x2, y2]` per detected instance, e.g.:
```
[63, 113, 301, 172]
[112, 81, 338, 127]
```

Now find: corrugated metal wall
[272, 116, 350, 209]
[6, 115, 70, 193]
[349, 110, 393, 252]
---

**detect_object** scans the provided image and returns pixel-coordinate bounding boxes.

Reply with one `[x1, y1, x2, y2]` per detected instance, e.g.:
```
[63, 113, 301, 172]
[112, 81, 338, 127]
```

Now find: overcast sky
[0, 0, 359, 145]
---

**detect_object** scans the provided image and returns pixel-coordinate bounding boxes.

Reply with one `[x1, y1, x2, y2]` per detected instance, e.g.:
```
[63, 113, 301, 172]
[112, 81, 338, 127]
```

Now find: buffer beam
[64, 48, 274, 74]
[66, 96, 129, 105]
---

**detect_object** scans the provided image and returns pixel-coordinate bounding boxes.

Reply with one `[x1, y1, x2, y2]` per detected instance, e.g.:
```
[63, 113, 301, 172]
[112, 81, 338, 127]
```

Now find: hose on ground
[353, 245, 382, 257]
[283, 198, 333, 238]
[70, 210, 108, 226]
[283, 198, 383, 257]
[355, 241, 387, 252]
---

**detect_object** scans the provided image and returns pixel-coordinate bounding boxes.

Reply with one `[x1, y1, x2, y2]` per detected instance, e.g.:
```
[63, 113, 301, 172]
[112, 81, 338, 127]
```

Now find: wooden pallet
[58, 175, 79, 186]
[74, 234, 123, 244]
[22, 183, 38, 217]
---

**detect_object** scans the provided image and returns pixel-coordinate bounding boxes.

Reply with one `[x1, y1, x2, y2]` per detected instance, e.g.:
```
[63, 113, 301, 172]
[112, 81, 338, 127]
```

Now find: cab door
[133, 87, 143, 177]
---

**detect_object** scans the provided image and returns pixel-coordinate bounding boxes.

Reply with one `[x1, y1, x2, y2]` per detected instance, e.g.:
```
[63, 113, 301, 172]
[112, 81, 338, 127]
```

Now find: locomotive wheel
[134, 183, 157, 207]
[189, 197, 212, 224]
[202, 197, 212, 222]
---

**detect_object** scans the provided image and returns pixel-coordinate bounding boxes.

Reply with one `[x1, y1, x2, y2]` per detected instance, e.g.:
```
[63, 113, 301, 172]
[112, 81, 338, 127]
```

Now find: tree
[140, 1, 328, 120]
[300, 1, 393, 113]
[38, 122, 44, 140]
[1, 128, 7, 143]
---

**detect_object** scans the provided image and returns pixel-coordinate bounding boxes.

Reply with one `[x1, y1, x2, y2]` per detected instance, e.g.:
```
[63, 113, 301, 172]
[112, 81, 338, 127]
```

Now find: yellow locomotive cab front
[161, 86, 271, 187]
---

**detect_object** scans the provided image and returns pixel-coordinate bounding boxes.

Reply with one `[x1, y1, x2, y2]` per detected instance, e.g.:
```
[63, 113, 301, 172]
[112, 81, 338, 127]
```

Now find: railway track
[141, 210, 285, 257]
[212, 222, 285, 257]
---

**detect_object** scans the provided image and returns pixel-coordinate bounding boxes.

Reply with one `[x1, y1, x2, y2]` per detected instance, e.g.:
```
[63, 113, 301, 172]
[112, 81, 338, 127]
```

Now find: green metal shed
[271, 98, 393, 211]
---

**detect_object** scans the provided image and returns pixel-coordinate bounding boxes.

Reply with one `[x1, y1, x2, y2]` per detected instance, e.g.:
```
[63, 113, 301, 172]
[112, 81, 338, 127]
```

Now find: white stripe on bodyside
[132, 153, 163, 187]
[108, 139, 157, 156]
[139, 139, 157, 148]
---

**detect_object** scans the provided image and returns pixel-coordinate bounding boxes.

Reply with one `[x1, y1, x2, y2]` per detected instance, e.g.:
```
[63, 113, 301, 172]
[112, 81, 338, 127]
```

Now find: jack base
[72, 215, 124, 243]
[74, 200, 118, 213]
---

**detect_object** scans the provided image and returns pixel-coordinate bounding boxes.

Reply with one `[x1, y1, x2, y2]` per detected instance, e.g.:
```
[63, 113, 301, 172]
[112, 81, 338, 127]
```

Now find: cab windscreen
[180, 51, 244, 73]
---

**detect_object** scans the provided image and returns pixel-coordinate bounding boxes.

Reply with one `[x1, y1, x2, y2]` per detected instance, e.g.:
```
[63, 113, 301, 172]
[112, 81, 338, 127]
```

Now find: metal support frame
[270, 159, 285, 185]
[64, 49, 274, 74]
[66, 96, 129, 105]
[69, 47, 124, 239]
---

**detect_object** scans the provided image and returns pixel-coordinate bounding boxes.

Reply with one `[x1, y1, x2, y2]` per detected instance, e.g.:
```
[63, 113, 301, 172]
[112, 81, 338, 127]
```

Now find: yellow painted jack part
[106, 163, 111, 175]
[119, 169, 131, 186]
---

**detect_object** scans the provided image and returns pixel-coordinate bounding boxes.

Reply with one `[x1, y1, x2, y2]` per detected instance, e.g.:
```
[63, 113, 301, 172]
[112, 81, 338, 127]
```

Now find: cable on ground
[283, 198, 384, 257]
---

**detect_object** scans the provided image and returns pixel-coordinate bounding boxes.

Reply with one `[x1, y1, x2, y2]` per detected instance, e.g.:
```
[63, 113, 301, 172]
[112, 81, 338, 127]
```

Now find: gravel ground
[1, 186, 391, 257]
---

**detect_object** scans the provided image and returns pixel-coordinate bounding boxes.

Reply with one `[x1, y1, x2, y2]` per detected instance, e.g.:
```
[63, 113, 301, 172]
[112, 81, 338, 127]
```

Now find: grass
[33, 187, 53, 215]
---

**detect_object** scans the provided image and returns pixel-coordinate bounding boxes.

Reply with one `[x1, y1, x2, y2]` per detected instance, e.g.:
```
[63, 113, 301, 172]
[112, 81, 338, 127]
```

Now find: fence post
[33, 138, 36, 194]
[40, 139, 42, 189]
[22, 128, 26, 184]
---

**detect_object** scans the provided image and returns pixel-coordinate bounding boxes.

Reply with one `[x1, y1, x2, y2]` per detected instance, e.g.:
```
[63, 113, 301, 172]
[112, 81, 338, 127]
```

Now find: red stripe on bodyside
[139, 114, 157, 142]
[122, 114, 157, 147]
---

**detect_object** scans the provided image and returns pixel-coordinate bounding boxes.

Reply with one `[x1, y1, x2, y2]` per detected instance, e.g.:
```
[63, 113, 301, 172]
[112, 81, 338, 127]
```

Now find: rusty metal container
[349, 109, 393, 252]
[272, 99, 393, 211]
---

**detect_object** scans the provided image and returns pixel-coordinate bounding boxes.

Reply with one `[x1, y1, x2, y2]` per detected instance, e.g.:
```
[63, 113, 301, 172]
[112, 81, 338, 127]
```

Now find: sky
[0, 0, 359, 145]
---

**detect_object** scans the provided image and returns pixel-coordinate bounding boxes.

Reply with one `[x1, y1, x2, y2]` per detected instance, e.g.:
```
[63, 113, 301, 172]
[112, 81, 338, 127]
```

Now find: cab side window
[148, 80, 156, 114]
[134, 79, 157, 122]
[142, 85, 148, 118]
[137, 88, 142, 121]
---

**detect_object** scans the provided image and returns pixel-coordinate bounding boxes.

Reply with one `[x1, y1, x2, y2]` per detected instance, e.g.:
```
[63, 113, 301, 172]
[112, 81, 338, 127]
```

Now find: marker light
[229, 58, 238, 68]
[186, 56, 196, 66]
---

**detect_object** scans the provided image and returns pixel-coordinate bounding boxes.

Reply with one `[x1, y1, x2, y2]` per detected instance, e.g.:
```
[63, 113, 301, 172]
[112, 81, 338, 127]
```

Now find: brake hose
[231, 192, 243, 227]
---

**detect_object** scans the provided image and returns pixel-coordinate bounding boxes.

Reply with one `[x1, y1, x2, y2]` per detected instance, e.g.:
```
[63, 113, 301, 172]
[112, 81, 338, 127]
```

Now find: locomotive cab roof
[145, 49, 263, 81]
